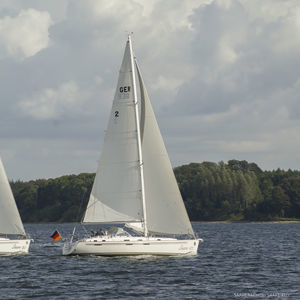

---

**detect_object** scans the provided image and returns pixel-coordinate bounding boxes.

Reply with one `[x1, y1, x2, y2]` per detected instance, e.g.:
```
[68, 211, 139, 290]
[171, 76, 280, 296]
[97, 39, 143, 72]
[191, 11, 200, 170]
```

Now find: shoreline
[192, 220, 300, 224]
[24, 220, 300, 225]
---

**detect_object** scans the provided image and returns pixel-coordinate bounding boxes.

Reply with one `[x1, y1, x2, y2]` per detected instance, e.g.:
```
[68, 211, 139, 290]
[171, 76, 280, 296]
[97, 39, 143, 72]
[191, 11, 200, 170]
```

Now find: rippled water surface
[0, 223, 299, 299]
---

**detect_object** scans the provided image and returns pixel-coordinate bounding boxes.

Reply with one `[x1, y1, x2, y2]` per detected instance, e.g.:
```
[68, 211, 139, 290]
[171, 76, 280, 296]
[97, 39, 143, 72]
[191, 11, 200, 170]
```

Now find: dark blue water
[0, 223, 298, 299]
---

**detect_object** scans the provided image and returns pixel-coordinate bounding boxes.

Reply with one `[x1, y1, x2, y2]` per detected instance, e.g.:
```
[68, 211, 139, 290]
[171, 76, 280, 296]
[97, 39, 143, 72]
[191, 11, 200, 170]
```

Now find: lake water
[0, 223, 299, 299]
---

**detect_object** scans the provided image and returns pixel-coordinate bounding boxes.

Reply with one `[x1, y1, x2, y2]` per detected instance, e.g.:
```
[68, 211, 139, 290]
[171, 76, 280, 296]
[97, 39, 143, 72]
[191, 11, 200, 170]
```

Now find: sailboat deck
[84, 235, 177, 242]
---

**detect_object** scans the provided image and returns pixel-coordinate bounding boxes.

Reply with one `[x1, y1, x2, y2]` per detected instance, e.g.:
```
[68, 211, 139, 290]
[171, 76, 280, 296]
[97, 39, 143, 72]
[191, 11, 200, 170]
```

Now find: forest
[11, 160, 300, 223]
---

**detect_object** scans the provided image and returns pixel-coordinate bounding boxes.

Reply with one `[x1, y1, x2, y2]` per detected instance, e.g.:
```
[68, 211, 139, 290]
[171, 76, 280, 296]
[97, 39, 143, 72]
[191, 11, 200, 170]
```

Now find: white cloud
[69, 0, 209, 98]
[218, 35, 239, 66]
[151, 75, 184, 96]
[0, 8, 52, 59]
[0, 137, 101, 180]
[83, 0, 209, 30]
[219, 140, 271, 153]
[18, 81, 81, 120]
[0, 0, 300, 179]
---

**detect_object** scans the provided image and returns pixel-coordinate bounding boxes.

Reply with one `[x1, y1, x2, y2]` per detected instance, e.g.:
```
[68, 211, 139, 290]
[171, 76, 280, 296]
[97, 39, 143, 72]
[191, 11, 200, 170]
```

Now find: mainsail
[0, 158, 26, 236]
[83, 38, 143, 223]
[136, 62, 195, 237]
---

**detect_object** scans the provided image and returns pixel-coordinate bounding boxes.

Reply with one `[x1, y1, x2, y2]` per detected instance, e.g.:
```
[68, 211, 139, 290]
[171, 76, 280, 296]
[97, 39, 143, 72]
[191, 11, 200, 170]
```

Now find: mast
[128, 35, 148, 237]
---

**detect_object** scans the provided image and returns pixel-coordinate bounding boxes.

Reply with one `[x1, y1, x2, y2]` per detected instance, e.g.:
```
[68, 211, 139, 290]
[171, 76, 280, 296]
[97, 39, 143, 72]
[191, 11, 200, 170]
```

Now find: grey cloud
[0, 0, 300, 180]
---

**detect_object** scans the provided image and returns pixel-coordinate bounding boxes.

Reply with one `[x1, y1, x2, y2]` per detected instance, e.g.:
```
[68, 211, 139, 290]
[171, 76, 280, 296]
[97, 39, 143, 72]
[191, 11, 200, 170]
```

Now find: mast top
[127, 32, 134, 43]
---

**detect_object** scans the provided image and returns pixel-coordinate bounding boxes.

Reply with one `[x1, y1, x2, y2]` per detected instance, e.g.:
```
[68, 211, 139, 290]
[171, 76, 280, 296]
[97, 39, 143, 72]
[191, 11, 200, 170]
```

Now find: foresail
[83, 39, 143, 224]
[136, 62, 195, 237]
[0, 158, 26, 236]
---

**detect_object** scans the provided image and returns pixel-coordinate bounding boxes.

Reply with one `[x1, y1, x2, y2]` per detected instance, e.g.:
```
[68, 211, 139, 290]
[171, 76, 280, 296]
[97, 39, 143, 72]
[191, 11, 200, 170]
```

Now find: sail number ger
[119, 86, 131, 93]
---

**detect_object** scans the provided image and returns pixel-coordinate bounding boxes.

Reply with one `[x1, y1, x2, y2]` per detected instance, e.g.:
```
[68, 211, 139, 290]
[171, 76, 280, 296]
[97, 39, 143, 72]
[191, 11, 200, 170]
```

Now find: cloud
[0, 137, 101, 180]
[170, 0, 300, 118]
[18, 81, 81, 120]
[0, 0, 300, 180]
[0, 8, 52, 59]
[218, 140, 271, 153]
[155, 0, 300, 171]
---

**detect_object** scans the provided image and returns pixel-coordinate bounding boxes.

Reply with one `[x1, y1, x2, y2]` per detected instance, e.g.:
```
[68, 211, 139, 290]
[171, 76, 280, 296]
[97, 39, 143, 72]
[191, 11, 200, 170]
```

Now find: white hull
[0, 238, 31, 255]
[63, 236, 202, 256]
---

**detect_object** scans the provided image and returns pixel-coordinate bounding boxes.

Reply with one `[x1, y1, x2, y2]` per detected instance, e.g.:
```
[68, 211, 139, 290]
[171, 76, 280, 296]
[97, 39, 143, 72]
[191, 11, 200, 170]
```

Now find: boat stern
[0, 238, 31, 255]
[62, 240, 80, 256]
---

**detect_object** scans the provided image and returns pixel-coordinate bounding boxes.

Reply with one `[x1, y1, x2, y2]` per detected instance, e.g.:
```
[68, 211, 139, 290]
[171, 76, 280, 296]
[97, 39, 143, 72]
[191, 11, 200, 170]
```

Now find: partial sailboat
[63, 36, 202, 256]
[0, 158, 31, 255]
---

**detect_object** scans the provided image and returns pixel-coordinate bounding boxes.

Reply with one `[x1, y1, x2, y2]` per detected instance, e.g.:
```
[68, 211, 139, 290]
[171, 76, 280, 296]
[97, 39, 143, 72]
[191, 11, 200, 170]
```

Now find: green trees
[174, 161, 264, 221]
[175, 161, 300, 221]
[10, 160, 300, 222]
[12, 173, 94, 223]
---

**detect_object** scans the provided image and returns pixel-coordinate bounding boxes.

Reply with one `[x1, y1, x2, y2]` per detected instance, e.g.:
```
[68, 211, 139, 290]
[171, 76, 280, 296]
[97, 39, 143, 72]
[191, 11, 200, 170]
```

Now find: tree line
[11, 160, 300, 223]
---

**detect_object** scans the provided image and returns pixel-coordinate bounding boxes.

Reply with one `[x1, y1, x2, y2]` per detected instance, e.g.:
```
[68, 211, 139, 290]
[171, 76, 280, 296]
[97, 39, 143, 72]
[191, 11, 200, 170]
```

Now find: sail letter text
[119, 86, 131, 93]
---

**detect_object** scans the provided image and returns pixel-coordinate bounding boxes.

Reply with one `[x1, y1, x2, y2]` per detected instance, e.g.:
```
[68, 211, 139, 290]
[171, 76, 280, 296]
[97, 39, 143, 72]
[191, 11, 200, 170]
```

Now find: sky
[0, 0, 300, 181]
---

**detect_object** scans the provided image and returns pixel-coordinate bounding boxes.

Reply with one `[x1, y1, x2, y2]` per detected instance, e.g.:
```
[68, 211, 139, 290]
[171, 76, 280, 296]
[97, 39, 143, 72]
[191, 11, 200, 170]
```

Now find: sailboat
[63, 36, 202, 256]
[0, 158, 31, 255]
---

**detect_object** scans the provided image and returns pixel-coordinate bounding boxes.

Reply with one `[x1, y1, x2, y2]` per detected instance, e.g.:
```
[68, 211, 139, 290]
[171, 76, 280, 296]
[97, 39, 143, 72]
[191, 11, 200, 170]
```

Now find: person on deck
[98, 228, 105, 236]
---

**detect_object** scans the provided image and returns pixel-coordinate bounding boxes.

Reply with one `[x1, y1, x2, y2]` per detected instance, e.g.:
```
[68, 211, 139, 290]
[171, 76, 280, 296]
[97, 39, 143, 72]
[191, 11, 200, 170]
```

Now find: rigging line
[78, 184, 90, 223]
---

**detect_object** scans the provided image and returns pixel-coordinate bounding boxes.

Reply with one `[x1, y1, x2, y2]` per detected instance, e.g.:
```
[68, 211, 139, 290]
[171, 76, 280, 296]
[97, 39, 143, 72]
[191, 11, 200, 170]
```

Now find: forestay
[0, 158, 26, 236]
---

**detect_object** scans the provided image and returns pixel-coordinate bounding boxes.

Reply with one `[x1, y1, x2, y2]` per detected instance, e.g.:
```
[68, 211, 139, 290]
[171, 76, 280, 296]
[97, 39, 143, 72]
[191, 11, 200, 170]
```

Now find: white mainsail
[83, 38, 143, 224]
[136, 62, 195, 237]
[0, 158, 26, 236]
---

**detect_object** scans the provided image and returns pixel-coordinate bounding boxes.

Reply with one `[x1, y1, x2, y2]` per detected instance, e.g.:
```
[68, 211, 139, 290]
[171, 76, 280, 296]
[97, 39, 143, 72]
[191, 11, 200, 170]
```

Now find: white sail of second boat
[0, 158, 31, 255]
